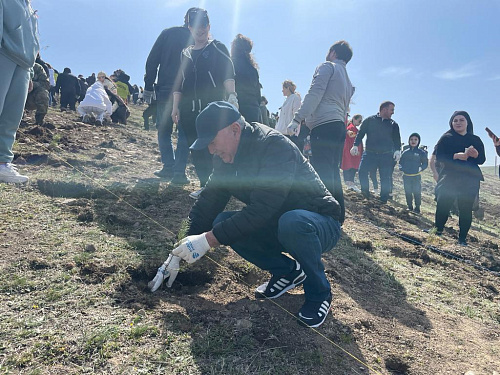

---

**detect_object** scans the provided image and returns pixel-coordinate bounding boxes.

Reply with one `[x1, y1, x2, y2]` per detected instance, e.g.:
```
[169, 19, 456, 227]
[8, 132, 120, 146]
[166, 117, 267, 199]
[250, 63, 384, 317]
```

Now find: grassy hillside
[0, 106, 498, 375]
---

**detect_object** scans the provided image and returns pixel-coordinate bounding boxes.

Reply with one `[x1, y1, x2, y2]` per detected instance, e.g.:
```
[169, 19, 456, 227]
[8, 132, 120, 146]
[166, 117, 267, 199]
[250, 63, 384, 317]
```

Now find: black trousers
[403, 174, 421, 209]
[60, 93, 76, 110]
[343, 168, 357, 183]
[310, 121, 346, 224]
[434, 177, 480, 241]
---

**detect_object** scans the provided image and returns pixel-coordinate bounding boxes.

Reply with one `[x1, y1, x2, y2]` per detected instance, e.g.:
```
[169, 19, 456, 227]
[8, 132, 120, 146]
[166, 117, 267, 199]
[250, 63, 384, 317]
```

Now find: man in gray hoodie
[287, 40, 354, 224]
[0, 0, 40, 183]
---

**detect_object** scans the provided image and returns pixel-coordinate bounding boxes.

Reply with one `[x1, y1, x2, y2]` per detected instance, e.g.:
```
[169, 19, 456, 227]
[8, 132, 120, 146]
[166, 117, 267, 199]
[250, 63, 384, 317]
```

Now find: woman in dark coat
[433, 111, 485, 245]
[231, 34, 262, 123]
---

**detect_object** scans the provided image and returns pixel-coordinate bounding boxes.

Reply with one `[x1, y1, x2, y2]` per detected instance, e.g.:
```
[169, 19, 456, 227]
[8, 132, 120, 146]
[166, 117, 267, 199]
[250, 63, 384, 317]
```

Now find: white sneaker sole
[255, 271, 307, 299]
[0, 175, 29, 183]
[298, 300, 331, 328]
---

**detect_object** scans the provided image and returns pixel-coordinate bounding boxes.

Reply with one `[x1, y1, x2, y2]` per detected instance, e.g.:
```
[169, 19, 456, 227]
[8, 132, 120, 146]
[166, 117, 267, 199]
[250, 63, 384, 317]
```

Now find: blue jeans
[156, 96, 175, 171]
[0, 54, 30, 163]
[358, 151, 393, 201]
[213, 209, 341, 301]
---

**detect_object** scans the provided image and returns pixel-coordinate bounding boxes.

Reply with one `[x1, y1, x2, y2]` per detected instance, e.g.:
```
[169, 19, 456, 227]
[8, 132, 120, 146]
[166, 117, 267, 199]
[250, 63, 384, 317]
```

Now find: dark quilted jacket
[187, 122, 341, 245]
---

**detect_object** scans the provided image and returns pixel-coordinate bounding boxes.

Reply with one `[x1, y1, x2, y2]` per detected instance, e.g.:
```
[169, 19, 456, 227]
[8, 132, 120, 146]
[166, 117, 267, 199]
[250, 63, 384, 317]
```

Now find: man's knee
[278, 210, 313, 239]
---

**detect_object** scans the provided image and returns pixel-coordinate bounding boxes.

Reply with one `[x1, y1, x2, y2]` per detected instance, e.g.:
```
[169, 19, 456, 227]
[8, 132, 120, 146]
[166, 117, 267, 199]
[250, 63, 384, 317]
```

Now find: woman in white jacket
[77, 72, 112, 125]
[275, 80, 301, 135]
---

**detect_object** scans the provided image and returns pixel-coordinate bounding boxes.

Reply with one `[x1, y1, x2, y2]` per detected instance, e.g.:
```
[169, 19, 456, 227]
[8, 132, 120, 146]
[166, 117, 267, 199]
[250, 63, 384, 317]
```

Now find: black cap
[190, 101, 241, 150]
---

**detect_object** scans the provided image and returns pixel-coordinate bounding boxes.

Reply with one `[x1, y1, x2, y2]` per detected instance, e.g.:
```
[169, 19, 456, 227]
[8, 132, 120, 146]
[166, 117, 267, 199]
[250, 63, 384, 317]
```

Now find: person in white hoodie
[0, 0, 40, 183]
[77, 72, 112, 126]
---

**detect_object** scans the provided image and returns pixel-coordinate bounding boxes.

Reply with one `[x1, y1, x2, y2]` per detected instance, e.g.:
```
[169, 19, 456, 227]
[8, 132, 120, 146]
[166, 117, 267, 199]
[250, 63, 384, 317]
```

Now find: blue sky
[34, 0, 500, 165]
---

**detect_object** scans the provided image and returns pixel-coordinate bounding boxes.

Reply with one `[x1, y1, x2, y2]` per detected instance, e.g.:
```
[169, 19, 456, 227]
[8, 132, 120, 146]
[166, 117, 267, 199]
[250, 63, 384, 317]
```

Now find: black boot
[35, 113, 45, 125]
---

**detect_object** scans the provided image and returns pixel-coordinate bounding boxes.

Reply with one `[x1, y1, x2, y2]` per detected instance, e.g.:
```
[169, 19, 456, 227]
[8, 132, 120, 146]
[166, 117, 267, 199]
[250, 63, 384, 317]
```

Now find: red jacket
[341, 123, 363, 170]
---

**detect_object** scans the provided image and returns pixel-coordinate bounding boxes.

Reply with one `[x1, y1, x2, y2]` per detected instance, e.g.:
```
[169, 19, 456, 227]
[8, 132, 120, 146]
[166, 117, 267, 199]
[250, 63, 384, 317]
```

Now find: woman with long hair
[171, 7, 236, 198]
[231, 34, 262, 123]
[433, 111, 485, 245]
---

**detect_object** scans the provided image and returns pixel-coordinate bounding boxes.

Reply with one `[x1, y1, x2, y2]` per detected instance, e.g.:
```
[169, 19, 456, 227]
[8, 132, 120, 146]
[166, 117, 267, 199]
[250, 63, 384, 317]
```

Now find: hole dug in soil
[79, 262, 118, 284]
[37, 179, 94, 198]
[127, 263, 214, 288]
[385, 354, 410, 374]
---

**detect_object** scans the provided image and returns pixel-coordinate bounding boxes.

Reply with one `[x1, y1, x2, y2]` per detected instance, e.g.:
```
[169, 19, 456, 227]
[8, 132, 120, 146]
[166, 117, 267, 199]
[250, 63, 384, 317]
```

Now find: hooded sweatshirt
[399, 133, 428, 175]
[434, 111, 485, 182]
[0, 0, 40, 70]
[79, 81, 112, 115]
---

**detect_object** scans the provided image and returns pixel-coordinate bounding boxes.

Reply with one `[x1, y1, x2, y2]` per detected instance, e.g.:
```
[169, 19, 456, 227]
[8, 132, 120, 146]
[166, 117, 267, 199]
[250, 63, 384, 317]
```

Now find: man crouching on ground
[154, 101, 342, 328]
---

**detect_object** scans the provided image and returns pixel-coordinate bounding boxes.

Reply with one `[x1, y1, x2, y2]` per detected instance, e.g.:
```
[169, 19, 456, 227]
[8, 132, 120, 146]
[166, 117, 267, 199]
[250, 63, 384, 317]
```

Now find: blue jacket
[0, 0, 40, 70]
[399, 146, 428, 175]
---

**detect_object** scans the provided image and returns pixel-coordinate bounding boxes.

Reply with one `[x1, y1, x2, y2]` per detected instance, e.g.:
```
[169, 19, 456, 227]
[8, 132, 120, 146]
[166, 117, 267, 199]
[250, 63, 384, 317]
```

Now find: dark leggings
[343, 168, 357, 183]
[434, 178, 480, 241]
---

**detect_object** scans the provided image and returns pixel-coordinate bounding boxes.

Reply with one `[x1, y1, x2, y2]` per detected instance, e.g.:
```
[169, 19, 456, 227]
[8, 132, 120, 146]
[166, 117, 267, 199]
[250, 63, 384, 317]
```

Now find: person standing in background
[351, 101, 401, 203]
[259, 96, 270, 126]
[231, 33, 262, 123]
[288, 41, 354, 224]
[144, 8, 194, 179]
[275, 80, 301, 135]
[432, 111, 485, 246]
[171, 7, 236, 198]
[341, 114, 363, 192]
[55, 67, 80, 111]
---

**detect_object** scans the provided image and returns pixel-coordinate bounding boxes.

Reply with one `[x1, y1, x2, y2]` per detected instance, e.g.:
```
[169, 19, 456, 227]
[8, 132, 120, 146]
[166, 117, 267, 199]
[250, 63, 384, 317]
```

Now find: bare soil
[0, 106, 498, 374]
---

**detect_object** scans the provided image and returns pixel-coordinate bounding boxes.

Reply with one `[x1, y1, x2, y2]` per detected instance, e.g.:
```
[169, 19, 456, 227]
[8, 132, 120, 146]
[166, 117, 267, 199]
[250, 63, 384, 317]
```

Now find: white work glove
[227, 93, 239, 109]
[148, 254, 181, 292]
[350, 145, 359, 156]
[143, 90, 154, 104]
[287, 119, 300, 136]
[393, 150, 401, 162]
[172, 234, 210, 264]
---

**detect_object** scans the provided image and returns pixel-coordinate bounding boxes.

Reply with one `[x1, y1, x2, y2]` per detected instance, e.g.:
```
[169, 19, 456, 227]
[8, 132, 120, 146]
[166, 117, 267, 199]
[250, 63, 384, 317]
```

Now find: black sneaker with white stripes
[297, 294, 332, 328]
[255, 261, 306, 299]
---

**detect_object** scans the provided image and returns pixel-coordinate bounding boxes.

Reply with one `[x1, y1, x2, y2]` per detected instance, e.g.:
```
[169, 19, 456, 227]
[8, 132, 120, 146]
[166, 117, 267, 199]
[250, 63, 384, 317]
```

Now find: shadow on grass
[157, 293, 377, 375]
[324, 226, 432, 333]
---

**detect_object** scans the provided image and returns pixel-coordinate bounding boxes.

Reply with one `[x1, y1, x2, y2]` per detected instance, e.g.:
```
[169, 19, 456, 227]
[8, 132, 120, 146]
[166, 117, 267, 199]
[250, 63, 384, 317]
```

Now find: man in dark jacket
[86, 73, 96, 86]
[351, 101, 401, 202]
[151, 102, 342, 328]
[144, 12, 194, 179]
[399, 133, 428, 212]
[55, 67, 80, 111]
[77, 75, 88, 103]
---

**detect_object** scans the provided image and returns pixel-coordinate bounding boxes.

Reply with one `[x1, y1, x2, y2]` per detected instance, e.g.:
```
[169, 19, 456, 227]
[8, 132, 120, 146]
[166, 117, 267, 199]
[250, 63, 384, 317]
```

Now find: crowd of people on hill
[1, 2, 498, 329]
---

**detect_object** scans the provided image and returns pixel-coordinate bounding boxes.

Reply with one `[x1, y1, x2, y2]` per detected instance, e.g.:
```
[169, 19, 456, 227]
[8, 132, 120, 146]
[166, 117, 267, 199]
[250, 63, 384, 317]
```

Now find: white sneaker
[189, 187, 205, 200]
[0, 163, 29, 183]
